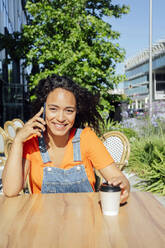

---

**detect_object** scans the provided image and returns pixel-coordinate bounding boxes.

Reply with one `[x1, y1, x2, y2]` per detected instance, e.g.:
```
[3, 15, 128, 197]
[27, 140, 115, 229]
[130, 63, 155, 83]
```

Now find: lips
[53, 123, 68, 130]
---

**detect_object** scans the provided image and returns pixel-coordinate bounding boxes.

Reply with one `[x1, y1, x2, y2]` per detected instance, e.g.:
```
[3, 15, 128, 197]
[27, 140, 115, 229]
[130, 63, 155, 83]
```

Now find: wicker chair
[0, 127, 8, 166]
[4, 137, 13, 159]
[4, 121, 17, 139]
[101, 131, 130, 170]
[12, 119, 24, 129]
[95, 131, 130, 191]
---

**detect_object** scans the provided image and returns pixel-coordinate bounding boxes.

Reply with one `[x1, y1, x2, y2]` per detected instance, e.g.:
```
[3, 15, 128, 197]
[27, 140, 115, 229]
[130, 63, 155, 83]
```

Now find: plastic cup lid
[99, 182, 121, 192]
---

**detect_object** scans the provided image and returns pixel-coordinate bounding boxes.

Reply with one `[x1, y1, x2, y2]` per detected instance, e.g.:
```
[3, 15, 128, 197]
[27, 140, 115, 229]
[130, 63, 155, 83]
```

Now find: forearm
[100, 163, 130, 187]
[2, 138, 24, 196]
[2, 108, 45, 197]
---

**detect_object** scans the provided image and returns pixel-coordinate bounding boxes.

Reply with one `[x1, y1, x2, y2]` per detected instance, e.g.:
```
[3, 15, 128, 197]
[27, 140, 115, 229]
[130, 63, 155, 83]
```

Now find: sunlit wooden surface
[0, 192, 164, 248]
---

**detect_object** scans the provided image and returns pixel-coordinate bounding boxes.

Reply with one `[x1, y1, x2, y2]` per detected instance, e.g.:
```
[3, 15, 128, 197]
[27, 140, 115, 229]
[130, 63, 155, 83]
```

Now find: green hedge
[127, 136, 165, 196]
[101, 119, 165, 195]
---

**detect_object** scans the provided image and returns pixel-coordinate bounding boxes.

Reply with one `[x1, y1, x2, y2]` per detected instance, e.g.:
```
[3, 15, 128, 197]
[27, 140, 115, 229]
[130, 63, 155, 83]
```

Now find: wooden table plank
[103, 192, 165, 248]
[0, 192, 164, 248]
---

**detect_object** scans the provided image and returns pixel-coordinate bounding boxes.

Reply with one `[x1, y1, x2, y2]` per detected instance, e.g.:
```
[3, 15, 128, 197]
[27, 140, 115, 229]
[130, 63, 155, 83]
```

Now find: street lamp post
[149, 0, 152, 118]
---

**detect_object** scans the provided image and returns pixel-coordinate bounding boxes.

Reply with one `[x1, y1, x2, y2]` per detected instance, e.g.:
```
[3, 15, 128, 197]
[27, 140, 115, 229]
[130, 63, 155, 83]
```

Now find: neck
[44, 130, 70, 148]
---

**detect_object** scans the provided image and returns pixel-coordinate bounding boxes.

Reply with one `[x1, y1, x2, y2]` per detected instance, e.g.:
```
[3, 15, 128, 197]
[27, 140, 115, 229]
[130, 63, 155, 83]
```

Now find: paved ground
[124, 171, 165, 207]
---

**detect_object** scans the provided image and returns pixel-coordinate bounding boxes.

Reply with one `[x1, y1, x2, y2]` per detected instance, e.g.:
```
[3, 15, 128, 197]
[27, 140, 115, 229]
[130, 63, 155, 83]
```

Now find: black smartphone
[40, 103, 46, 138]
[43, 103, 46, 121]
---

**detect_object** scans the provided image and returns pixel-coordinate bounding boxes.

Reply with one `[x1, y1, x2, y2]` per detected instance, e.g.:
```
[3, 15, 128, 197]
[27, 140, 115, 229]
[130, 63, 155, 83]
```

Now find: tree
[23, 0, 129, 113]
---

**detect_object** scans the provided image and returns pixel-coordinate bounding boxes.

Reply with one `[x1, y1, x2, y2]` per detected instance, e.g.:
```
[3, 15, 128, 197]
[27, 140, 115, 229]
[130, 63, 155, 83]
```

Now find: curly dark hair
[32, 74, 104, 134]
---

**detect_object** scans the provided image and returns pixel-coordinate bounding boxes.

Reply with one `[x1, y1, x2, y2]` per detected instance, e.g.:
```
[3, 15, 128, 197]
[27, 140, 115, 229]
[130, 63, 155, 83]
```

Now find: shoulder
[80, 127, 99, 139]
[80, 127, 102, 146]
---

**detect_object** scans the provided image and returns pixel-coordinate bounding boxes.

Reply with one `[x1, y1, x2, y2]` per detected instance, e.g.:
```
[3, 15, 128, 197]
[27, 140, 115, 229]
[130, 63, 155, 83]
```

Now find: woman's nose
[56, 110, 65, 122]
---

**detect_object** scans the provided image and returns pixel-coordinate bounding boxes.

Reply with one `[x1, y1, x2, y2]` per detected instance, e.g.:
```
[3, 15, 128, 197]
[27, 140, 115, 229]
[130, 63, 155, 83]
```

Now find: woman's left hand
[108, 176, 130, 204]
[99, 163, 130, 204]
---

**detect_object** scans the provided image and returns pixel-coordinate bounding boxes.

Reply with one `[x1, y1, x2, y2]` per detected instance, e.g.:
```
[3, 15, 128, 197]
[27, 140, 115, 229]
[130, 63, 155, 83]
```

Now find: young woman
[2, 74, 130, 203]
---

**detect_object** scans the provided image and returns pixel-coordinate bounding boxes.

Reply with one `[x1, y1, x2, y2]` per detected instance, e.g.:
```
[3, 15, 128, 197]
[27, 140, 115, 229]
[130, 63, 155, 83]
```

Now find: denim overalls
[38, 128, 93, 193]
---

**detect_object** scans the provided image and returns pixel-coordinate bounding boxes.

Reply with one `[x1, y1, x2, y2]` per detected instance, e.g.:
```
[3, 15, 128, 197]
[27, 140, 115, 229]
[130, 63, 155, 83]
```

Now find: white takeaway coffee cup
[99, 182, 121, 216]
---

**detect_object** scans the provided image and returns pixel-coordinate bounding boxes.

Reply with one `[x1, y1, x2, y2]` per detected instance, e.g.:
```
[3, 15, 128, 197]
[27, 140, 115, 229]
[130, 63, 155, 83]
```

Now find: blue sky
[105, 0, 165, 74]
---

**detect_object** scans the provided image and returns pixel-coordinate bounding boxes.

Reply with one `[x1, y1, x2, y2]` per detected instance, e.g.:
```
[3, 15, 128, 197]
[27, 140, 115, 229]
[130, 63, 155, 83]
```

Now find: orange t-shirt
[23, 127, 114, 193]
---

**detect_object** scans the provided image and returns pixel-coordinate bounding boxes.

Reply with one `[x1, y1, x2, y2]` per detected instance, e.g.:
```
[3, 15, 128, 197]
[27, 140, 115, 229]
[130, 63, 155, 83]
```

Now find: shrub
[100, 119, 138, 140]
[127, 136, 165, 196]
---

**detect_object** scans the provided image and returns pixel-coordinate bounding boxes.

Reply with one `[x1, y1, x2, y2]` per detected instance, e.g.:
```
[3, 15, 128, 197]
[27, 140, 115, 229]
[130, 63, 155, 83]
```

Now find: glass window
[153, 55, 165, 70]
[124, 75, 148, 89]
[3, 84, 24, 103]
[3, 103, 23, 121]
[156, 73, 165, 81]
[0, 61, 2, 79]
[8, 60, 13, 83]
[156, 82, 165, 91]
[126, 55, 165, 79]
[125, 85, 148, 96]
[126, 63, 149, 78]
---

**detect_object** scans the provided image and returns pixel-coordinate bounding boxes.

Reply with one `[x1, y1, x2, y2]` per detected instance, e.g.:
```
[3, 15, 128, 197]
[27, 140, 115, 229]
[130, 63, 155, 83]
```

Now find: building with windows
[124, 40, 165, 111]
[0, 0, 28, 126]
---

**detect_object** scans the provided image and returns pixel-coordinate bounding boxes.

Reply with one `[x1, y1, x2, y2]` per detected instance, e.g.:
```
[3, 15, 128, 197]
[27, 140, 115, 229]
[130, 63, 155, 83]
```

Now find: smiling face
[45, 88, 77, 138]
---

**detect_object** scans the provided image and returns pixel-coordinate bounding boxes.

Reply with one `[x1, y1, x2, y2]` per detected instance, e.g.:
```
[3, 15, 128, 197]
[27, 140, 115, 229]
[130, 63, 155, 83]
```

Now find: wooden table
[0, 192, 164, 248]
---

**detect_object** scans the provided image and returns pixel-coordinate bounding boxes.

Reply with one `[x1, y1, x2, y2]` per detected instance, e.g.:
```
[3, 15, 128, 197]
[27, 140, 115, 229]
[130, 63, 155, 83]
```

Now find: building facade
[0, 0, 28, 126]
[124, 40, 165, 111]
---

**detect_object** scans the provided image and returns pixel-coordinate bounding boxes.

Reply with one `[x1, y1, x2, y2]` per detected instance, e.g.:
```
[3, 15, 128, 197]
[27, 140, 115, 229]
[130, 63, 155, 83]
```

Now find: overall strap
[72, 128, 83, 162]
[38, 135, 51, 163]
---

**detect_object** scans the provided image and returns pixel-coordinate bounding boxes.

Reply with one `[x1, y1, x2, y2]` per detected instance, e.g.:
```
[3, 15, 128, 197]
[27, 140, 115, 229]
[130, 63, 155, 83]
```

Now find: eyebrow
[48, 104, 76, 109]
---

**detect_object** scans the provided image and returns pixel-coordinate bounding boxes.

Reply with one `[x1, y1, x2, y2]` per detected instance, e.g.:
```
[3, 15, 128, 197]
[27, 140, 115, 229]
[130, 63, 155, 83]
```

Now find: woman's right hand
[15, 107, 46, 143]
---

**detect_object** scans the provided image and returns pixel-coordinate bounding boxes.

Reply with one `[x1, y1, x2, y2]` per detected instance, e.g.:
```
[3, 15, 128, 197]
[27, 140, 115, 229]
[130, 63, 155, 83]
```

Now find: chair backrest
[0, 127, 8, 167]
[12, 119, 24, 128]
[101, 131, 130, 170]
[4, 137, 13, 158]
[0, 127, 8, 154]
[4, 121, 17, 139]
